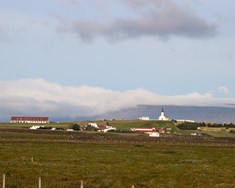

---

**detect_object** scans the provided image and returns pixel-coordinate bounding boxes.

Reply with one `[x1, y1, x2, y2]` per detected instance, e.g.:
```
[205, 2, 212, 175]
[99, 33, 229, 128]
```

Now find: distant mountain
[96, 105, 235, 123]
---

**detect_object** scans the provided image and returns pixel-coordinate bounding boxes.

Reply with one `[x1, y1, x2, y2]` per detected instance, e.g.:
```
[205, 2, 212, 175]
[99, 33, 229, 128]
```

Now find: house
[139, 116, 150, 120]
[11, 116, 49, 124]
[146, 132, 160, 137]
[29, 126, 41, 130]
[98, 125, 116, 132]
[88, 123, 99, 128]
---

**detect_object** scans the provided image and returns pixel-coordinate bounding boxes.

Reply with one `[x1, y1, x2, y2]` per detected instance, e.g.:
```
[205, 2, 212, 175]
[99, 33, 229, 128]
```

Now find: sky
[1, 0, 235, 121]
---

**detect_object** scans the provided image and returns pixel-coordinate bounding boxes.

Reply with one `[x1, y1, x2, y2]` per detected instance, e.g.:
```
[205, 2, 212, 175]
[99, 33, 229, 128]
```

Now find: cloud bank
[61, 0, 217, 42]
[0, 79, 234, 121]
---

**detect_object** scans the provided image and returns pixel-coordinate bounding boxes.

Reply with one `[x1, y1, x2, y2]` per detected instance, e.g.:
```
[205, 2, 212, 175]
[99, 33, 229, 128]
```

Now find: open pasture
[0, 128, 235, 187]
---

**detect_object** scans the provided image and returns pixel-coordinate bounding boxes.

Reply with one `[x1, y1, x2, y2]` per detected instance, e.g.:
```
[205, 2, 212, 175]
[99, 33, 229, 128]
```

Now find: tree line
[177, 122, 235, 130]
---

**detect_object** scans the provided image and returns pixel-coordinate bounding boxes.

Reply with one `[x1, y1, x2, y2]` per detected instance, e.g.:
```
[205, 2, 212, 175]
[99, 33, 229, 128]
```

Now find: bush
[84, 125, 98, 131]
[230, 130, 235, 134]
[68, 123, 81, 131]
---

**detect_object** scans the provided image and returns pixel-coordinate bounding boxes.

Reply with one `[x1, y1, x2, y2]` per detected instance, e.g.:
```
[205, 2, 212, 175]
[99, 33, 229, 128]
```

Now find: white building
[139, 116, 150, 120]
[176, 119, 195, 123]
[88, 123, 99, 128]
[158, 108, 170, 121]
[146, 132, 160, 137]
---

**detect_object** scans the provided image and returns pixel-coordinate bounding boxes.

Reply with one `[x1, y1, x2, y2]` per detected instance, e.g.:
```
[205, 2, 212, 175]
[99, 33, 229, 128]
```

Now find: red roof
[131, 128, 157, 132]
[11, 116, 49, 121]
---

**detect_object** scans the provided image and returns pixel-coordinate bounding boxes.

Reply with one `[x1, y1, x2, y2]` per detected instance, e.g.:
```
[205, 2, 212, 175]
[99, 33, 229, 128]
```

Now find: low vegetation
[0, 121, 235, 187]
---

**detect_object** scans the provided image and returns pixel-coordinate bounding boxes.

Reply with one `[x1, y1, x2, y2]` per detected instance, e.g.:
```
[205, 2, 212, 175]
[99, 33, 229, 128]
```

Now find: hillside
[97, 105, 235, 123]
[107, 120, 175, 130]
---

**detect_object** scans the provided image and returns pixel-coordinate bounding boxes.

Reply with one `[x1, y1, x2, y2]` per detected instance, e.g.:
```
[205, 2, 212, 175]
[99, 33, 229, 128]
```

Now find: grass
[201, 130, 235, 138]
[0, 142, 235, 187]
[0, 122, 70, 129]
[0, 126, 235, 187]
[106, 120, 175, 130]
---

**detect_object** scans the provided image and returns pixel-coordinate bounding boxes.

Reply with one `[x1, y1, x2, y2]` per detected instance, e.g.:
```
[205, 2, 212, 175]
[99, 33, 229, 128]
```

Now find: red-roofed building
[130, 128, 156, 132]
[10, 116, 49, 124]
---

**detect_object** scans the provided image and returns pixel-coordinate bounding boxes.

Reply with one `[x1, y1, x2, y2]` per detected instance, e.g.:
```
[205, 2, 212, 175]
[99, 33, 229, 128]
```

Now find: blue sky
[1, 0, 235, 121]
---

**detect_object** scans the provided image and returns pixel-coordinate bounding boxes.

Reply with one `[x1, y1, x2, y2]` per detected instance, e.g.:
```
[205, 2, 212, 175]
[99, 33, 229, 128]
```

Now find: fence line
[2, 174, 85, 188]
[2, 174, 135, 188]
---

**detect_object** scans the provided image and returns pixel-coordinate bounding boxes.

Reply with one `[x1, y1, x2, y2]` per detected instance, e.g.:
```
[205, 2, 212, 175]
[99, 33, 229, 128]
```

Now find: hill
[97, 105, 235, 123]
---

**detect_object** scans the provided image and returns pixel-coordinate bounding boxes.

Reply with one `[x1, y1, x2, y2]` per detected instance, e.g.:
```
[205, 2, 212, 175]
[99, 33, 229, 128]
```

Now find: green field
[0, 125, 235, 187]
[107, 120, 175, 130]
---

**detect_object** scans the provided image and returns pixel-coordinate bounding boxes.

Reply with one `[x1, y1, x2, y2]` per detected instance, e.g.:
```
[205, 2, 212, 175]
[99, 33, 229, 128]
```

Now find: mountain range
[95, 105, 235, 123]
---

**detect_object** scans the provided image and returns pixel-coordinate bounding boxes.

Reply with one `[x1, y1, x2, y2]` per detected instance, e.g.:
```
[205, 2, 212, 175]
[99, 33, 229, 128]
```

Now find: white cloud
[0, 79, 235, 121]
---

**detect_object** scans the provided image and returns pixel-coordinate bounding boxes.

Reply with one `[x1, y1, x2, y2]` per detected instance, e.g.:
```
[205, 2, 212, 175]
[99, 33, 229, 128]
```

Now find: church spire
[158, 107, 169, 121]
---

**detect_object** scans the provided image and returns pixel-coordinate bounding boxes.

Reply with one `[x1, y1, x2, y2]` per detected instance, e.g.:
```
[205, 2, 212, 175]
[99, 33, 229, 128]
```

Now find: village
[9, 108, 199, 138]
[3, 109, 235, 188]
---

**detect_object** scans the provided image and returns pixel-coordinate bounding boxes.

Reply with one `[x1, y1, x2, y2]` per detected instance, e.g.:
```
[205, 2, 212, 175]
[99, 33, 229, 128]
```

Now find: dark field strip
[1, 128, 235, 147]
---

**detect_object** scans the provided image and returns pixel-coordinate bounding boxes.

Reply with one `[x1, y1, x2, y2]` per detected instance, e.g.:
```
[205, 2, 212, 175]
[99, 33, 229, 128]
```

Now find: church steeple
[161, 107, 165, 116]
[158, 107, 169, 121]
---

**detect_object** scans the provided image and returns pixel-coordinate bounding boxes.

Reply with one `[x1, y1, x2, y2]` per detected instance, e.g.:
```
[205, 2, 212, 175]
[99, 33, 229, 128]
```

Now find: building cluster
[139, 107, 194, 122]
[130, 127, 166, 137]
[9, 107, 194, 138]
[86, 123, 117, 132]
[139, 108, 169, 121]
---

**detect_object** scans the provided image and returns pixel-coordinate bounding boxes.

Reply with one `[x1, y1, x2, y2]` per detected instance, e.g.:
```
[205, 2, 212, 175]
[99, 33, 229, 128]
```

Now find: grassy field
[0, 126, 235, 187]
[107, 120, 175, 130]
[1, 142, 235, 187]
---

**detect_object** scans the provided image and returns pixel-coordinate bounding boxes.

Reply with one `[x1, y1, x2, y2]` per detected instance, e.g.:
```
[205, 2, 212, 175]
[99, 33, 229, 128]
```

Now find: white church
[158, 107, 170, 121]
[139, 107, 170, 121]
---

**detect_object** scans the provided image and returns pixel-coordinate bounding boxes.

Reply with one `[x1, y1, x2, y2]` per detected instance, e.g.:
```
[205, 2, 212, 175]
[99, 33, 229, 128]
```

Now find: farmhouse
[11, 116, 49, 124]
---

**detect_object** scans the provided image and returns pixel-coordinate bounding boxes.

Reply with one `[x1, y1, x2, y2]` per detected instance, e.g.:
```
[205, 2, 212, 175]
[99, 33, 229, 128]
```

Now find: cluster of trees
[177, 122, 203, 130]
[177, 122, 235, 130]
[208, 123, 235, 128]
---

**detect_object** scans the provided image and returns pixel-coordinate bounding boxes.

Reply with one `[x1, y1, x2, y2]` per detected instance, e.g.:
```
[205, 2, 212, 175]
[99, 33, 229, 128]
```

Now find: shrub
[68, 123, 81, 131]
[230, 130, 235, 134]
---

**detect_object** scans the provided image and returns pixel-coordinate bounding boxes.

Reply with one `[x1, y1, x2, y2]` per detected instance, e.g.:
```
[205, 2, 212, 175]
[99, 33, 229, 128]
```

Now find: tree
[68, 123, 81, 131]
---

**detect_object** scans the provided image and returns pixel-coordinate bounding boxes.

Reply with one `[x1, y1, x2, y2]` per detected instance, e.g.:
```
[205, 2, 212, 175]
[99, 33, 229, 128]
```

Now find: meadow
[0, 124, 235, 187]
